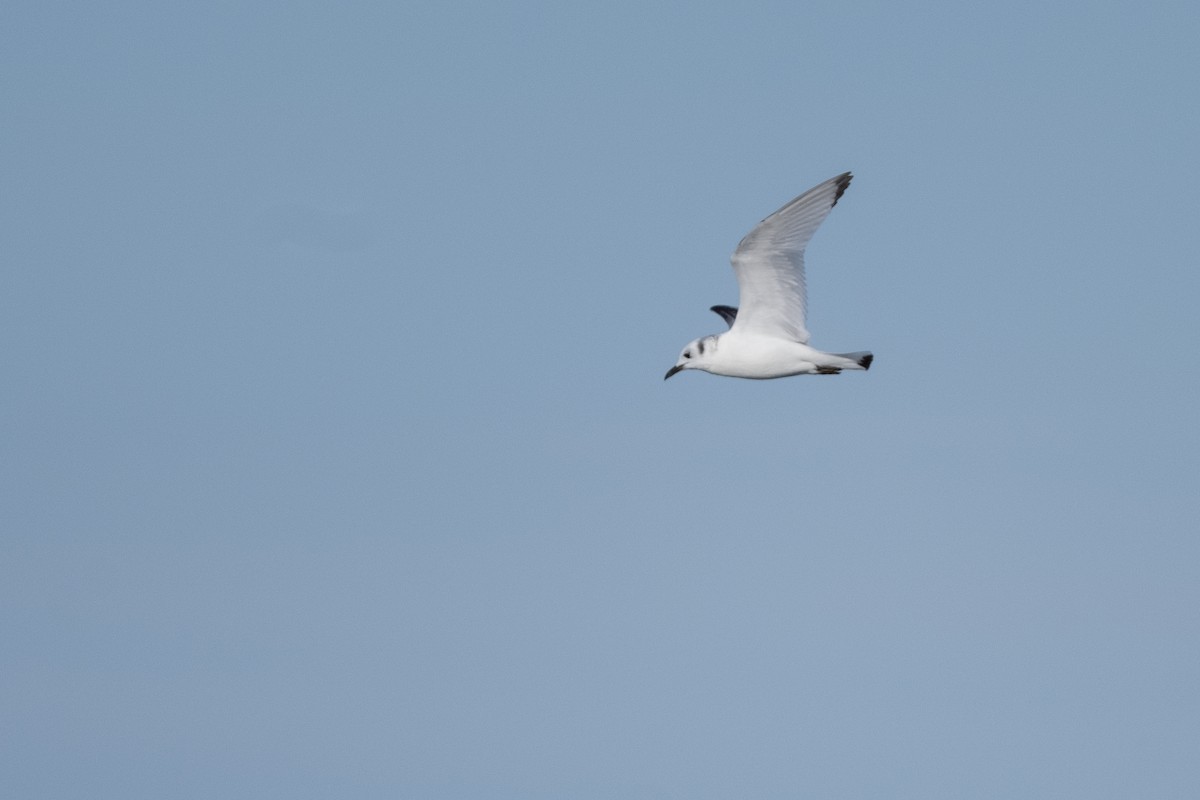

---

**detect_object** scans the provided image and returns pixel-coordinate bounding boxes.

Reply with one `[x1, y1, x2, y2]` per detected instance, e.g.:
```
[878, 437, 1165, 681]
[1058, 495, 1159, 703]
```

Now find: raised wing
[710, 305, 738, 328]
[729, 172, 852, 343]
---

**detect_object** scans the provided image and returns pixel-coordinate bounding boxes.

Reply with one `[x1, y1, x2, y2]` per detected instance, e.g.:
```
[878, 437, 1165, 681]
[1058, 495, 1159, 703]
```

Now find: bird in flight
[665, 172, 873, 381]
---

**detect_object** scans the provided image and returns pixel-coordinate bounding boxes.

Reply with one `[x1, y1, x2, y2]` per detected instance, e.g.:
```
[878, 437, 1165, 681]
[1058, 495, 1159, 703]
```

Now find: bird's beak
[664, 364, 684, 380]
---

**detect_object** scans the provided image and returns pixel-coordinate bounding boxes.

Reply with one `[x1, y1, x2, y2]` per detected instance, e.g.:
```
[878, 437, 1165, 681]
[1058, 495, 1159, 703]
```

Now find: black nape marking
[697, 339, 705, 355]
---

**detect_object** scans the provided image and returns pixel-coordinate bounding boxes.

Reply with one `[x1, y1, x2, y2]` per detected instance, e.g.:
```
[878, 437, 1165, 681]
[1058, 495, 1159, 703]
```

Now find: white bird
[665, 172, 873, 381]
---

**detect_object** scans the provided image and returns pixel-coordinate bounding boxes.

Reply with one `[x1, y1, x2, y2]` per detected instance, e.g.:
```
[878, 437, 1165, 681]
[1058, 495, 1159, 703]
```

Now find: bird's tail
[835, 351, 874, 370]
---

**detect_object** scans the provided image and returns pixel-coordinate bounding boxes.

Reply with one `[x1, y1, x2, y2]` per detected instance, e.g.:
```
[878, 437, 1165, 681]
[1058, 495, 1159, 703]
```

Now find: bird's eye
[683, 352, 691, 359]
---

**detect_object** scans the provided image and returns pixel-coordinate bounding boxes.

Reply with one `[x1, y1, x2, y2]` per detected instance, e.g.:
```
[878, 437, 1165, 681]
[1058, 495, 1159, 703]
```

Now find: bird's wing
[728, 172, 851, 344]
[710, 305, 738, 328]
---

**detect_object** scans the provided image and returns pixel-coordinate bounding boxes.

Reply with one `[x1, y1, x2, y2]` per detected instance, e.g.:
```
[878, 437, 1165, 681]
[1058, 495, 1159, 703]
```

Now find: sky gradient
[4, 2, 1199, 797]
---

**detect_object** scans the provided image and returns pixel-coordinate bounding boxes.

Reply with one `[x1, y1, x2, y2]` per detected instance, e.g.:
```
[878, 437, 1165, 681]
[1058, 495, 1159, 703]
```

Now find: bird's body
[690, 332, 871, 380]
[665, 172, 873, 381]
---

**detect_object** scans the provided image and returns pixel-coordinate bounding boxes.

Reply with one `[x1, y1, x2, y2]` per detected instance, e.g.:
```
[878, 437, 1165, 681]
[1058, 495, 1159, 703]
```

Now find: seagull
[664, 172, 873, 381]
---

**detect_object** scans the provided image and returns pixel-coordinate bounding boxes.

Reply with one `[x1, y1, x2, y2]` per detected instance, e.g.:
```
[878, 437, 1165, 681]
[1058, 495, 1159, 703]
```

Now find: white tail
[835, 351, 873, 370]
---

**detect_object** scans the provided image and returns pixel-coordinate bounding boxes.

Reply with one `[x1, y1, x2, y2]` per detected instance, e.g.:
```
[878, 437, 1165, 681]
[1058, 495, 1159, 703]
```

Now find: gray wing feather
[729, 172, 851, 343]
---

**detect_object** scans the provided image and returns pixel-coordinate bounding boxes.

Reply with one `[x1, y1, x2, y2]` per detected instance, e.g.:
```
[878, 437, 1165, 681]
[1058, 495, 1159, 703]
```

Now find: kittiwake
[665, 172, 874, 380]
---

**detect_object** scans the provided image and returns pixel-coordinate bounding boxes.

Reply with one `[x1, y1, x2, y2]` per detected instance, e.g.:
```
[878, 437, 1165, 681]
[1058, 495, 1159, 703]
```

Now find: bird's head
[664, 336, 715, 380]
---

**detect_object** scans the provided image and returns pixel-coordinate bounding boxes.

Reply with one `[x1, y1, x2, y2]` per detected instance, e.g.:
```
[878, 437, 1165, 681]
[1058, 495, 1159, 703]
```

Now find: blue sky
[3, 1, 1199, 797]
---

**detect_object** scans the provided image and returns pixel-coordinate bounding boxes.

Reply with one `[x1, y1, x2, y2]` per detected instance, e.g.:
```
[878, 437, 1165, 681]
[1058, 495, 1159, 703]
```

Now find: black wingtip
[832, 172, 853, 207]
[710, 305, 738, 328]
[859, 353, 873, 370]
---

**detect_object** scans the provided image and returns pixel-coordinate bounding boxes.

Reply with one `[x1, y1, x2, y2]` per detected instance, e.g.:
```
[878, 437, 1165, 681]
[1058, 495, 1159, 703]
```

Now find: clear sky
[4, 1, 1199, 798]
